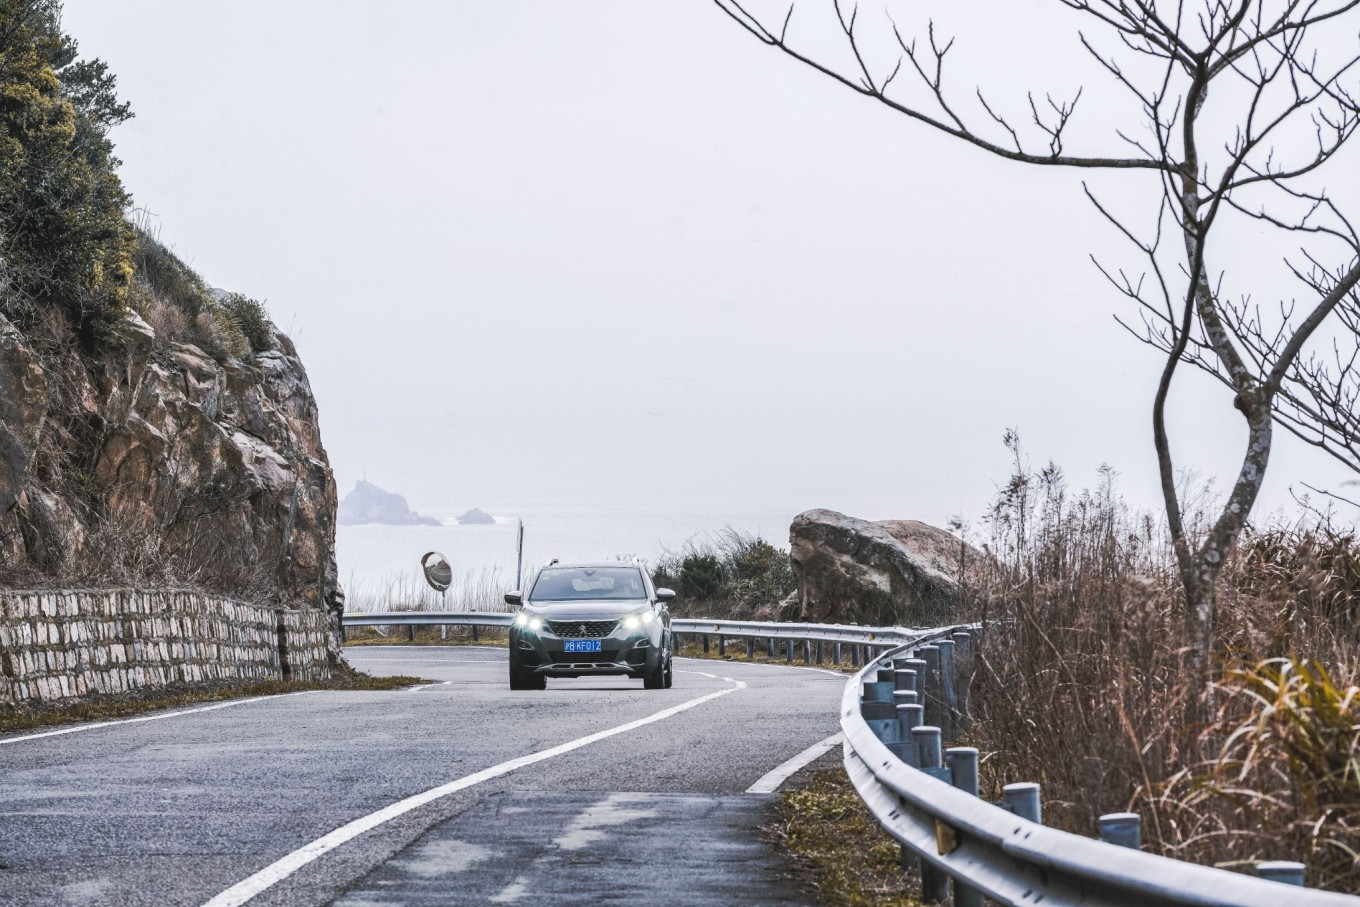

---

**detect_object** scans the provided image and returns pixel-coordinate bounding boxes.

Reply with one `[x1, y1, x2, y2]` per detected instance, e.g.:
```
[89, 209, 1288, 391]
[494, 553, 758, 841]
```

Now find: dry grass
[343, 567, 513, 614]
[963, 440, 1360, 890]
[766, 768, 921, 906]
[342, 625, 509, 648]
[0, 664, 428, 735]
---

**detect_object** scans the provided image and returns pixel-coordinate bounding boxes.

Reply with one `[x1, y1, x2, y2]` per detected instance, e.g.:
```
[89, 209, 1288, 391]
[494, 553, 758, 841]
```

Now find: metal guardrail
[843, 637, 1360, 905]
[339, 612, 940, 661]
[342, 611, 513, 628]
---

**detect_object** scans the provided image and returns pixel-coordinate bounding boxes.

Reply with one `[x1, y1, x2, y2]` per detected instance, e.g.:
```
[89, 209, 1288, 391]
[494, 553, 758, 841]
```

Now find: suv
[504, 562, 675, 691]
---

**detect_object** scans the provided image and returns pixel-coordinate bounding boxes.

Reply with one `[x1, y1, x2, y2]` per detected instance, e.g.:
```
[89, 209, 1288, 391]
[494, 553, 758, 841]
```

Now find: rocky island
[337, 480, 441, 527]
[456, 508, 496, 525]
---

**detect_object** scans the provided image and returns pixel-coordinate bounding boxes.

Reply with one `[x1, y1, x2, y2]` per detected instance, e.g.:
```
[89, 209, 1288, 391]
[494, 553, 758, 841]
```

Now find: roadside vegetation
[651, 528, 796, 619]
[965, 436, 1360, 890]
[766, 768, 920, 906]
[0, 664, 428, 735]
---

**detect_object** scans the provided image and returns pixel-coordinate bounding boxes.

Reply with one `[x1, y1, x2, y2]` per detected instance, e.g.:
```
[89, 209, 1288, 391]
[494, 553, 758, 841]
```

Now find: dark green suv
[504, 562, 675, 691]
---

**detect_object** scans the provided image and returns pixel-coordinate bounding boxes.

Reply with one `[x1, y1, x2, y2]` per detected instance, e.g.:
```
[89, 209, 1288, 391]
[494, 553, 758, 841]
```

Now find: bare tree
[716, 0, 1360, 684]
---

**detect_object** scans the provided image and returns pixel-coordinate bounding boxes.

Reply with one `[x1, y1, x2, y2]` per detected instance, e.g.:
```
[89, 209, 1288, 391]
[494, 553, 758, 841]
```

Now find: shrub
[651, 529, 796, 618]
[220, 293, 274, 353]
[0, 1, 136, 342]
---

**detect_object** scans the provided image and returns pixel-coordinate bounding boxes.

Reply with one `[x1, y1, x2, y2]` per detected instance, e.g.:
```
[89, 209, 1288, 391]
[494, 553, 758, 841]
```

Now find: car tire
[663, 645, 673, 689]
[509, 654, 544, 691]
[643, 650, 666, 690]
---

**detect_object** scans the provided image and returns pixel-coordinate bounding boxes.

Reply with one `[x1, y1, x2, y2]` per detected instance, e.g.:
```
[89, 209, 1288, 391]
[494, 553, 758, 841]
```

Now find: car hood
[524, 599, 650, 619]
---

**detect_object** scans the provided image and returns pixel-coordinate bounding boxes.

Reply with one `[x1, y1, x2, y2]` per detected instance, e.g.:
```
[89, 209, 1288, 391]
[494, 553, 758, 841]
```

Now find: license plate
[563, 640, 602, 653]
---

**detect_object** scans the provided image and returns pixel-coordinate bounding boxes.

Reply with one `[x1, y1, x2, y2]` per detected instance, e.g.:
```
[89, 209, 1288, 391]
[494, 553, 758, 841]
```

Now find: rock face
[337, 480, 441, 527]
[786, 509, 981, 627]
[456, 508, 495, 525]
[0, 312, 338, 609]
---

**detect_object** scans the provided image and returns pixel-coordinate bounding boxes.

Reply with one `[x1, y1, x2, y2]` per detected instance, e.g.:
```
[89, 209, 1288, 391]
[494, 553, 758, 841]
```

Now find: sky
[59, 0, 1360, 540]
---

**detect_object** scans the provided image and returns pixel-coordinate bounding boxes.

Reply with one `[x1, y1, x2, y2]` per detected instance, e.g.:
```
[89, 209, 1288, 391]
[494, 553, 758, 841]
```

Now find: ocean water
[335, 496, 801, 606]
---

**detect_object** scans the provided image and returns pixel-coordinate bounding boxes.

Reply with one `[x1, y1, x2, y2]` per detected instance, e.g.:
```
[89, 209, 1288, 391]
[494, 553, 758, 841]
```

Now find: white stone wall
[0, 590, 338, 708]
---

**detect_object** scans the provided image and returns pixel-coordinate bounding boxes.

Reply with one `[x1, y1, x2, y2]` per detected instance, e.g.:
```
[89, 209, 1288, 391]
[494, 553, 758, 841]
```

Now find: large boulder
[0, 311, 338, 609]
[786, 509, 981, 627]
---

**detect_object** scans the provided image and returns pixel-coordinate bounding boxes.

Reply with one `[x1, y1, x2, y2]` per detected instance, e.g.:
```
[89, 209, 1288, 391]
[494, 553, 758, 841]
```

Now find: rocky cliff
[786, 509, 981, 627]
[0, 310, 338, 609]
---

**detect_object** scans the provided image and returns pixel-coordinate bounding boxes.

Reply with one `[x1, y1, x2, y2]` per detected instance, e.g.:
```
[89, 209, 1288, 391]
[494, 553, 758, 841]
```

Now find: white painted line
[746, 732, 844, 794]
[200, 678, 748, 907]
[0, 692, 314, 746]
[406, 681, 456, 692]
[677, 657, 845, 678]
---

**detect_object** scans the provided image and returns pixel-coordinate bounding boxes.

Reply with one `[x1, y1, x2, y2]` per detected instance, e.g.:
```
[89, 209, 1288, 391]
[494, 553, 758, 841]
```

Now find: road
[0, 646, 845, 906]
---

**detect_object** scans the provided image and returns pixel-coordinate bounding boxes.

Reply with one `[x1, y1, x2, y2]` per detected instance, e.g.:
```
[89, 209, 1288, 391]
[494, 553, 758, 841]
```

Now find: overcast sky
[60, 0, 1359, 533]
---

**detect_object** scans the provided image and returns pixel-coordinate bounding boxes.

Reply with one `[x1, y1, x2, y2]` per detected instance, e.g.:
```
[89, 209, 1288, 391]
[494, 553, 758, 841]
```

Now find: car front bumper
[511, 623, 663, 678]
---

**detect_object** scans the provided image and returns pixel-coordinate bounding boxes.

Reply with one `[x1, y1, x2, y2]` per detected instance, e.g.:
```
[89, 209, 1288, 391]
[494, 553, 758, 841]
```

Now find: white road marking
[488, 876, 529, 904]
[745, 732, 844, 794]
[0, 692, 314, 746]
[405, 681, 456, 692]
[689, 657, 845, 678]
[200, 677, 747, 907]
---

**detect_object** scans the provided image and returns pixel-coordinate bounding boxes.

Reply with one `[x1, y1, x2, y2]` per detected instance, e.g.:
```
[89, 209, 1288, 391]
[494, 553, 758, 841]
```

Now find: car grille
[547, 619, 619, 638]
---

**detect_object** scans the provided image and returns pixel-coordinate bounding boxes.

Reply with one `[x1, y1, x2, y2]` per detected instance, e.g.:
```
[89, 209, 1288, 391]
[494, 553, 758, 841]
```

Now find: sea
[334, 496, 804, 609]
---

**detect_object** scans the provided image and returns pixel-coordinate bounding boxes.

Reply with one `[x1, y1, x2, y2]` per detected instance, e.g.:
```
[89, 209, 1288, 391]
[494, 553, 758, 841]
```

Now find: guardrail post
[834, 641, 842, 664]
[892, 701, 924, 766]
[1256, 862, 1306, 886]
[937, 639, 957, 740]
[440, 624, 447, 642]
[746, 637, 755, 659]
[768, 637, 777, 658]
[944, 748, 984, 907]
[816, 639, 824, 664]
[1098, 813, 1142, 850]
[911, 726, 949, 903]
[951, 631, 973, 726]
[785, 639, 794, 663]
[1002, 782, 1043, 824]
[702, 634, 710, 655]
[917, 646, 943, 731]
[472, 624, 479, 643]
[891, 694, 921, 767]
[718, 634, 725, 657]
[407, 624, 416, 642]
[893, 667, 917, 694]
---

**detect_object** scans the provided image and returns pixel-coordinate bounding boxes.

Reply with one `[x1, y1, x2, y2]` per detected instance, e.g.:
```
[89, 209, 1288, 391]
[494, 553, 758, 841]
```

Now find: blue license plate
[563, 640, 602, 653]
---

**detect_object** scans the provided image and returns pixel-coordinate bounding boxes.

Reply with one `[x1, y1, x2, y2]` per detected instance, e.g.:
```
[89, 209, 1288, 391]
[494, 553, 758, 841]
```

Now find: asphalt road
[0, 646, 846, 906]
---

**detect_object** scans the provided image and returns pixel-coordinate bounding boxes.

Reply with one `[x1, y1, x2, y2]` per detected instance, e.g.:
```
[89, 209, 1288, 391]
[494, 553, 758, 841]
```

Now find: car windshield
[529, 566, 647, 602]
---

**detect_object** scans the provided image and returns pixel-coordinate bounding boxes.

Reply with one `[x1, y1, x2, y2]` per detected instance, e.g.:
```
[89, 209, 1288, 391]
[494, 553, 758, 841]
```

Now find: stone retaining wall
[0, 589, 339, 708]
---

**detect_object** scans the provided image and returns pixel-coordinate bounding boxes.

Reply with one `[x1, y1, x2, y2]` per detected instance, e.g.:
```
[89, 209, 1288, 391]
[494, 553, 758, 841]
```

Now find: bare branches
[713, 0, 1168, 170]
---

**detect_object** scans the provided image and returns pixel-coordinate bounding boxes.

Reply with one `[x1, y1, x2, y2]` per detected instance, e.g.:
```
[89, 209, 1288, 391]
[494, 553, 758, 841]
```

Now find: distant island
[337, 480, 442, 526]
[456, 508, 496, 525]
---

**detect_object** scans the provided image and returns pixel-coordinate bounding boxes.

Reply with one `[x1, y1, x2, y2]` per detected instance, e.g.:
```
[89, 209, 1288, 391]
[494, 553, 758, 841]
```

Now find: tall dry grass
[342, 567, 513, 614]
[965, 438, 1360, 890]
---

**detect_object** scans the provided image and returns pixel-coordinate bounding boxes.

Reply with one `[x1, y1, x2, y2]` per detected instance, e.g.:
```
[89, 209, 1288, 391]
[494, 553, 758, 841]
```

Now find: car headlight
[514, 611, 544, 632]
[622, 610, 655, 630]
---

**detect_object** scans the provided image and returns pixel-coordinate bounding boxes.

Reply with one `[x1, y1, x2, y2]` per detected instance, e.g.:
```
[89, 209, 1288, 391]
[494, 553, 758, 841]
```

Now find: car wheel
[643, 650, 666, 690]
[663, 647, 674, 689]
[509, 653, 542, 691]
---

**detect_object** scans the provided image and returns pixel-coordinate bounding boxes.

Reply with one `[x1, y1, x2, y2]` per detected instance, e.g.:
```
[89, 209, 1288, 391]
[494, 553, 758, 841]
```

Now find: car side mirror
[504, 591, 522, 606]
[655, 588, 675, 603]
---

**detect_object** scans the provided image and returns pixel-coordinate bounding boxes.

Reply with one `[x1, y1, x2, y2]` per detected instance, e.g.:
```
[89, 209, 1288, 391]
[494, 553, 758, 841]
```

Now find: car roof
[539, 561, 644, 570]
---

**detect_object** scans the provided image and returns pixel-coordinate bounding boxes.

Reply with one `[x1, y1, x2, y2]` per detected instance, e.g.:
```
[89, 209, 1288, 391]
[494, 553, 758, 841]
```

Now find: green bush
[220, 293, 274, 353]
[0, 0, 136, 343]
[678, 554, 723, 600]
[652, 529, 796, 617]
